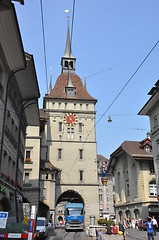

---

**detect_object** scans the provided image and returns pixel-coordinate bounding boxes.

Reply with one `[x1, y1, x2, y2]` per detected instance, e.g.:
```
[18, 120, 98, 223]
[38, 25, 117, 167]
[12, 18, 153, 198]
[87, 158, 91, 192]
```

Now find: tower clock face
[63, 113, 78, 126]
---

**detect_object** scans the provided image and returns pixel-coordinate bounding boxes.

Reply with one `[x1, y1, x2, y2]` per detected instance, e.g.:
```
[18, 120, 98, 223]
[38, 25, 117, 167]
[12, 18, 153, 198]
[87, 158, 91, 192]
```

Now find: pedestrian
[112, 223, 118, 235]
[146, 217, 154, 240]
[131, 218, 135, 229]
[97, 229, 103, 240]
[106, 223, 112, 235]
[151, 216, 158, 236]
[119, 221, 126, 240]
[135, 219, 138, 230]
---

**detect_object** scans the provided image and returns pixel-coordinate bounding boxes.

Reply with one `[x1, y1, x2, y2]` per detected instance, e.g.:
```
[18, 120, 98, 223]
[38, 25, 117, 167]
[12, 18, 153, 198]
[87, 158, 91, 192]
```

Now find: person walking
[119, 221, 126, 240]
[151, 216, 158, 236]
[146, 217, 154, 240]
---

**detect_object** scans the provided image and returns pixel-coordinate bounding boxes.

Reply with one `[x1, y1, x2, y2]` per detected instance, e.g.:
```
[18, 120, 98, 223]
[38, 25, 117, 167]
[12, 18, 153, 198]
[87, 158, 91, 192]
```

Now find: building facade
[0, 1, 40, 222]
[139, 80, 159, 200]
[107, 136, 158, 222]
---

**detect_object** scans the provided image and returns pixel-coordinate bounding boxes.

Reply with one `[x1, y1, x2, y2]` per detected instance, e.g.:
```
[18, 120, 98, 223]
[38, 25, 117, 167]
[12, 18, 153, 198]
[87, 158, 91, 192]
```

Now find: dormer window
[145, 146, 150, 153]
[66, 88, 75, 97]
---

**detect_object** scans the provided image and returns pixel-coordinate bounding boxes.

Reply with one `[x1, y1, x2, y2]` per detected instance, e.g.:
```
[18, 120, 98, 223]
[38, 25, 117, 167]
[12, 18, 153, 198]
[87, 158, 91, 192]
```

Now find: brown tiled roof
[120, 139, 153, 158]
[45, 73, 97, 102]
[41, 160, 59, 172]
[108, 138, 153, 173]
[97, 154, 108, 162]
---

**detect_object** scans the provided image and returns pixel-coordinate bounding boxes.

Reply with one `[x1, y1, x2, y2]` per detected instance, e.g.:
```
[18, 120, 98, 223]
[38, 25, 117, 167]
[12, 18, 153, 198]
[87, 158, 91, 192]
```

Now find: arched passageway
[55, 190, 84, 226]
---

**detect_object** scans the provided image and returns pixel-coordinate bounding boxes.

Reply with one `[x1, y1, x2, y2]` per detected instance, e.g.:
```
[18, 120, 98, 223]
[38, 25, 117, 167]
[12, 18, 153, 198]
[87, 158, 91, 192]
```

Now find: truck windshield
[67, 208, 82, 216]
[37, 220, 45, 226]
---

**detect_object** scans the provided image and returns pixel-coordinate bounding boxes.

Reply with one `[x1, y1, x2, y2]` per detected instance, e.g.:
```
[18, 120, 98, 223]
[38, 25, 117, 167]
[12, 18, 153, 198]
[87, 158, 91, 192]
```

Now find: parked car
[138, 219, 147, 231]
[36, 217, 48, 239]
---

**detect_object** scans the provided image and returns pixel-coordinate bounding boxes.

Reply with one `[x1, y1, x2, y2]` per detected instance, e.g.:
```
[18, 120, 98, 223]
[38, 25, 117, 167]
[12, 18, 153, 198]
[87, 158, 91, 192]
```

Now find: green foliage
[0, 185, 7, 195]
[98, 218, 114, 226]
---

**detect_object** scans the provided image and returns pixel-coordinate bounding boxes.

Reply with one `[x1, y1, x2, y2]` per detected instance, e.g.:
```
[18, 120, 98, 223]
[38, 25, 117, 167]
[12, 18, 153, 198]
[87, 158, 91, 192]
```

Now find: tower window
[79, 123, 82, 132]
[58, 149, 62, 159]
[79, 136, 82, 141]
[74, 103, 76, 109]
[79, 170, 84, 181]
[67, 128, 70, 139]
[65, 61, 68, 68]
[70, 61, 73, 69]
[80, 104, 82, 109]
[79, 149, 83, 159]
[71, 128, 74, 139]
[59, 122, 62, 131]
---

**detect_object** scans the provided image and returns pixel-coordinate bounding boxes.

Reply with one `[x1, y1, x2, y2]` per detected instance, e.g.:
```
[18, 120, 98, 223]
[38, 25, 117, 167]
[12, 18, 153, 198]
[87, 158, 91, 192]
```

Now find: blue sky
[14, 0, 159, 159]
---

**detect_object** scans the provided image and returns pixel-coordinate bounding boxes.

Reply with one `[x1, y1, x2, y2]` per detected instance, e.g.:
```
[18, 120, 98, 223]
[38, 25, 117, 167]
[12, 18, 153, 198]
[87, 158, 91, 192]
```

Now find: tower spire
[64, 16, 74, 58]
[84, 75, 87, 89]
[61, 16, 76, 74]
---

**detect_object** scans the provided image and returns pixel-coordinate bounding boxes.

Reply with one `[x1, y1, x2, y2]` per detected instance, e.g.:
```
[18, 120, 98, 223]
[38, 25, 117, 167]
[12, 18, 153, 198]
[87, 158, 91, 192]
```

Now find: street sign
[0, 212, 8, 229]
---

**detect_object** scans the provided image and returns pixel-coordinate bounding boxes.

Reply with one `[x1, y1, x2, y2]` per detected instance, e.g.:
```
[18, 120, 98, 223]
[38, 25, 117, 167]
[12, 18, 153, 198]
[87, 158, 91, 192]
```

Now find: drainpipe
[15, 98, 37, 222]
[0, 67, 26, 175]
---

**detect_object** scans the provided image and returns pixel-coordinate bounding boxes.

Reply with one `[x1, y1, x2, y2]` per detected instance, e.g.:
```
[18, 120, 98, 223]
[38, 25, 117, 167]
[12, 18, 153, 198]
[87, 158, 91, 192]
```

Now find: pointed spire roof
[63, 16, 75, 59]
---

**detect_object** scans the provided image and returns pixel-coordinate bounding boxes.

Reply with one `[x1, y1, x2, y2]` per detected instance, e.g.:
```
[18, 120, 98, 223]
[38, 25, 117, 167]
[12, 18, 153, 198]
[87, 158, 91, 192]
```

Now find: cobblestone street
[47, 228, 159, 240]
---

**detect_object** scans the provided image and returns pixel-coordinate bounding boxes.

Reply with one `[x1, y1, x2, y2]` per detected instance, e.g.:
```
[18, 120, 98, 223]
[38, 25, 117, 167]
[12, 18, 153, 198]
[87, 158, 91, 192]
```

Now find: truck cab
[65, 203, 84, 230]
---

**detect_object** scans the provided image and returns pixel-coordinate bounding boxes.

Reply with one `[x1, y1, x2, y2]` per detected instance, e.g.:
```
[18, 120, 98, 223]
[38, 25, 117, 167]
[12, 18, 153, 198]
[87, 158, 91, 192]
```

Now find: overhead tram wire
[70, 0, 76, 52]
[40, 0, 48, 92]
[68, 39, 159, 175]
[82, 39, 159, 147]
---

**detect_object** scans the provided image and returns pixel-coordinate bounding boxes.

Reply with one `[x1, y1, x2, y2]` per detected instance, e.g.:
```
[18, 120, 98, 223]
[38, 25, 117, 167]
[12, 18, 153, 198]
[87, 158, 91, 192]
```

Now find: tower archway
[55, 190, 84, 226]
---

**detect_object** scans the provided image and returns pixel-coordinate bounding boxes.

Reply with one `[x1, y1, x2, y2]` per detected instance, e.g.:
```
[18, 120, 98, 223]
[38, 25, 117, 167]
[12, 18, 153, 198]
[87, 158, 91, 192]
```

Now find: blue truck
[65, 203, 84, 230]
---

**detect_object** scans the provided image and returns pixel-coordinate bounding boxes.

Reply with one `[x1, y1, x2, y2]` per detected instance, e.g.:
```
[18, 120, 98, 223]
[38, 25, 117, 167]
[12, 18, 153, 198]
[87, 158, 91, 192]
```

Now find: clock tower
[42, 17, 99, 226]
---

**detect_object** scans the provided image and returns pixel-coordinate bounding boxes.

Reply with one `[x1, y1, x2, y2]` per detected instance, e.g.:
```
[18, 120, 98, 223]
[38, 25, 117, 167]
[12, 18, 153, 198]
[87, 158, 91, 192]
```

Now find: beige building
[0, 1, 40, 223]
[139, 80, 159, 200]
[107, 136, 158, 222]
[25, 18, 99, 226]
